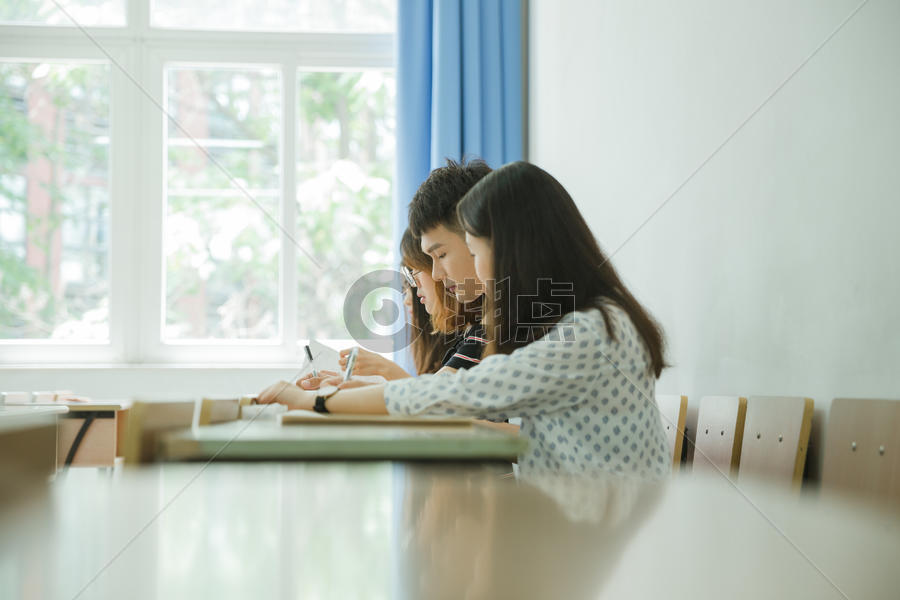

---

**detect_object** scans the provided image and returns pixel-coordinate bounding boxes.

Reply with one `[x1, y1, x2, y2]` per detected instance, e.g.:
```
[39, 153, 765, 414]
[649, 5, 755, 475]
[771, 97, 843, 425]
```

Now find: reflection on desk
[1, 464, 898, 599]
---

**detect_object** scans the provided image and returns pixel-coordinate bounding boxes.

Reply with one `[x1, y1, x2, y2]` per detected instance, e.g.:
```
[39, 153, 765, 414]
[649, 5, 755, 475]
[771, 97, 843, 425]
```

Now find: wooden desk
[0, 405, 67, 502]
[32, 400, 131, 468]
[1, 464, 897, 599]
[158, 419, 526, 462]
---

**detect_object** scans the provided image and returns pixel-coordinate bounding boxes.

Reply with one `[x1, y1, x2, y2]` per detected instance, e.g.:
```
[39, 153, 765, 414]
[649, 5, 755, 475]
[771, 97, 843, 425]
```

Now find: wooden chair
[198, 397, 242, 426]
[692, 396, 747, 478]
[737, 396, 814, 490]
[121, 400, 196, 464]
[821, 398, 900, 505]
[656, 395, 687, 469]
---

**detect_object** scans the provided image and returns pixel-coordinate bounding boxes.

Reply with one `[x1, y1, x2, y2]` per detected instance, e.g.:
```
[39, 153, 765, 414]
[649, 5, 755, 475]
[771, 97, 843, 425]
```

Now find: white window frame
[0, 1, 394, 366]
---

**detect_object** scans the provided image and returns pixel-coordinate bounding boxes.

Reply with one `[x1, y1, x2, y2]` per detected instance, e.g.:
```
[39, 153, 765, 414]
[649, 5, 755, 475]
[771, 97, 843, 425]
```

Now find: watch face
[317, 385, 338, 398]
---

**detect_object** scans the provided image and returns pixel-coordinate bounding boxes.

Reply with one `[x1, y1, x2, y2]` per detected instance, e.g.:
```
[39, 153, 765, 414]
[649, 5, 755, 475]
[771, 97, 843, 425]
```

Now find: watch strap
[313, 385, 339, 414]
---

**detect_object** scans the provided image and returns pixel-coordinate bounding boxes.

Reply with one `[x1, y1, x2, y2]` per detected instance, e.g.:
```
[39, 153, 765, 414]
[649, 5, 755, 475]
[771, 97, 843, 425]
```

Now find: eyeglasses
[400, 266, 419, 288]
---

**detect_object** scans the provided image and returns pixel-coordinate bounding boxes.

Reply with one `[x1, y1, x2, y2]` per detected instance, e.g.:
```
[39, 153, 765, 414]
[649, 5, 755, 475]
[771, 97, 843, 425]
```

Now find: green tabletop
[158, 419, 527, 462]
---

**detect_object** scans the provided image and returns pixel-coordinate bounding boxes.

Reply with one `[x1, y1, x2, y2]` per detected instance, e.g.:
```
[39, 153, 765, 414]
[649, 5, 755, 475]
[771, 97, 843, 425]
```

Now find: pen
[304, 344, 318, 377]
[343, 347, 359, 382]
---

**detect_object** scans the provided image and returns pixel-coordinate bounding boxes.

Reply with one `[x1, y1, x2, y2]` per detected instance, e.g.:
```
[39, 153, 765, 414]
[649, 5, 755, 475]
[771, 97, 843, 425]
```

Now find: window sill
[0, 363, 303, 371]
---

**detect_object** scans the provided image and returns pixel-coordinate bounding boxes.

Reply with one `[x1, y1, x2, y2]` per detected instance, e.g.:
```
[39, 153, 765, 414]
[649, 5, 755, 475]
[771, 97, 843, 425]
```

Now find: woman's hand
[311, 375, 378, 391]
[258, 380, 314, 410]
[295, 370, 339, 390]
[339, 347, 411, 380]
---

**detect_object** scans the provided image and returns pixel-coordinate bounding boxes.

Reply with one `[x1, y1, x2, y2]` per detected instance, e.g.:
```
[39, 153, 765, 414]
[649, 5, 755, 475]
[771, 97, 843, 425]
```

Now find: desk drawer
[58, 413, 117, 467]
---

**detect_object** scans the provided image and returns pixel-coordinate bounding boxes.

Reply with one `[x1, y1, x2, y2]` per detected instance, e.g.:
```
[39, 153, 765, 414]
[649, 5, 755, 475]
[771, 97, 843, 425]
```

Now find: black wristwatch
[314, 385, 339, 414]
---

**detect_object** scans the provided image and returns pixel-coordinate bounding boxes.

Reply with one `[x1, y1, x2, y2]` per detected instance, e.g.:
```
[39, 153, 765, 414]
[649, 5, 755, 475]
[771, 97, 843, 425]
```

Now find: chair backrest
[692, 396, 747, 477]
[656, 395, 688, 469]
[122, 400, 196, 464]
[737, 396, 814, 489]
[198, 397, 242, 425]
[821, 398, 900, 505]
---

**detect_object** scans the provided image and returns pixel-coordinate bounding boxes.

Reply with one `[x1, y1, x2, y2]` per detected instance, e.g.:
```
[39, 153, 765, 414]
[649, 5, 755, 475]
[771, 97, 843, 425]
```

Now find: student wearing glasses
[300, 159, 493, 386]
[398, 232, 459, 376]
[311, 228, 476, 383]
[406, 159, 493, 372]
[261, 161, 671, 479]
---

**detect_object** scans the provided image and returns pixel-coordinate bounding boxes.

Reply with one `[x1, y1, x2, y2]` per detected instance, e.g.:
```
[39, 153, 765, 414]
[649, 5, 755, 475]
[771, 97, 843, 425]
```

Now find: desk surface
[0, 404, 68, 433]
[1, 464, 897, 599]
[159, 419, 527, 462]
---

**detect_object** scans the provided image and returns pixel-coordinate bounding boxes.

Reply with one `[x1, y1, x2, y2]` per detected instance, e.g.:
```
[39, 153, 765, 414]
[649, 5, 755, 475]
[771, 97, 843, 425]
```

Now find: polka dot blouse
[384, 304, 670, 480]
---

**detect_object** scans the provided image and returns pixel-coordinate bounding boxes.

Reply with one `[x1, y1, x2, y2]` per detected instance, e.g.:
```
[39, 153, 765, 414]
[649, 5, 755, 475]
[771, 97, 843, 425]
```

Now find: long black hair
[457, 161, 667, 377]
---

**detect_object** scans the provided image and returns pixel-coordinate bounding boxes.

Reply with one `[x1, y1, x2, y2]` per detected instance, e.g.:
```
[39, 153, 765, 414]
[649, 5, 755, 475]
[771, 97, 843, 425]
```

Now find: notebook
[240, 403, 288, 421]
[305, 340, 387, 384]
[306, 340, 341, 374]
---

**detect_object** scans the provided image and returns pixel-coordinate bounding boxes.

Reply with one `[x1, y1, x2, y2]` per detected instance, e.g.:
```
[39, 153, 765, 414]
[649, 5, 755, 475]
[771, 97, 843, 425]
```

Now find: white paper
[240, 403, 287, 420]
[306, 341, 387, 384]
[307, 340, 341, 374]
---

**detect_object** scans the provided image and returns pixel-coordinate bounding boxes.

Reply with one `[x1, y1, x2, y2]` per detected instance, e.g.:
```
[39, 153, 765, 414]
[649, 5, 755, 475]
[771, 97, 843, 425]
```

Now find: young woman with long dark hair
[261, 162, 670, 479]
[305, 228, 482, 382]
[401, 231, 456, 376]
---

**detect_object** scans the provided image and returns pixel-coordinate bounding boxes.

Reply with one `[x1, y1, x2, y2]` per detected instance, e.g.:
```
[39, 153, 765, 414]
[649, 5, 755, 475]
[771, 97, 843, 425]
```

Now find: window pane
[296, 70, 395, 340]
[0, 61, 110, 340]
[151, 0, 395, 33]
[164, 66, 281, 341]
[0, 0, 125, 26]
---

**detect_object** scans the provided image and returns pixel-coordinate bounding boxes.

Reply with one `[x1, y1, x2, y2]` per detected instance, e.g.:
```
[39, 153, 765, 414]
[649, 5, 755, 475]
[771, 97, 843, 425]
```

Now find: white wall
[528, 0, 900, 468]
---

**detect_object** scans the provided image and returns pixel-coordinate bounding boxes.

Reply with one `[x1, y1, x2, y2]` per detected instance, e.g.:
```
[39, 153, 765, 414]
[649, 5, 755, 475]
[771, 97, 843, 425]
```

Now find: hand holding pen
[296, 346, 372, 390]
[297, 344, 336, 389]
[342, 347, 359, 382]
[296, 371, 339, 389]
[304, 344, 318, 377]
[338, 347, 411, 380]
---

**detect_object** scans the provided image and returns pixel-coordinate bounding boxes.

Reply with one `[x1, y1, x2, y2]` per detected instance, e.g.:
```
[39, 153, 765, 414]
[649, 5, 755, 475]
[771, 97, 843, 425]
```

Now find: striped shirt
[441, 324, 486, 370]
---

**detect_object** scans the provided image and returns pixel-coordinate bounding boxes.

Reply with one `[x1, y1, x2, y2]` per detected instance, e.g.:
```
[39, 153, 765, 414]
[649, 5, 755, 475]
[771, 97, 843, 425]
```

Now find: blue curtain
[395, 0, 523, 217]
[393, 0, 524, 371]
